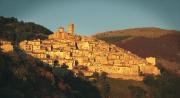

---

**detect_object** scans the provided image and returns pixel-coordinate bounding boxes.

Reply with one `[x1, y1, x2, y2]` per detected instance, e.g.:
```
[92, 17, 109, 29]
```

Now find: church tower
[67, 24, 74, 35]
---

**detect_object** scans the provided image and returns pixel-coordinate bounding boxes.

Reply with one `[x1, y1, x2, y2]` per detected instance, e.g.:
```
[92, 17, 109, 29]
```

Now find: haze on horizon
[0, 0, 180, 35]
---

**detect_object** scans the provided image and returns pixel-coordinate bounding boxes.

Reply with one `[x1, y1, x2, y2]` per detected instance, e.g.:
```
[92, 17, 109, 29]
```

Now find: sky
[0, 0, 180, 35]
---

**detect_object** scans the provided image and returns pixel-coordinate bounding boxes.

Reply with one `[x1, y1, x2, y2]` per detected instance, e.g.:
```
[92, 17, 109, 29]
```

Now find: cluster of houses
[19, 24, 160, 80]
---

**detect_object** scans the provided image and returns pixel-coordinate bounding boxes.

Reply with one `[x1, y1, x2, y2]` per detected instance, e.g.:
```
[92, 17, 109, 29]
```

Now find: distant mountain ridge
[93, 27, 180, 65]
[0, 16, 52, 43]
[93, 27, 178, 38]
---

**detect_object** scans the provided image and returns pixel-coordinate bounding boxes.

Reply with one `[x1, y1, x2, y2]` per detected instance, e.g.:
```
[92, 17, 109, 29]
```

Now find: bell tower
[67, 24, 74, 35]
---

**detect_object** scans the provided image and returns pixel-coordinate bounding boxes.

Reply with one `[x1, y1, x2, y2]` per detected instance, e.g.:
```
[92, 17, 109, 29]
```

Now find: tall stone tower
[67, 24, 74, 35]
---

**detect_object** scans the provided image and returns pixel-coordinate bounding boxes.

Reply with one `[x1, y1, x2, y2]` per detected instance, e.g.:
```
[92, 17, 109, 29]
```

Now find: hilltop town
[0, 24, 160, 80]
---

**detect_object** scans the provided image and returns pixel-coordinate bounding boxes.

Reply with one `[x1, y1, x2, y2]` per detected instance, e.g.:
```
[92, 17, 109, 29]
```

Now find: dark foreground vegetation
[143, 69, 180, 98]
[0, 48, 103, 98]
[0, 16, 52, 43]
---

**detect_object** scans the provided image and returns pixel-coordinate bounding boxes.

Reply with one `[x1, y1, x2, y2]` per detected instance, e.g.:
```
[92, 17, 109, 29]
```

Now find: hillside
[1, 49, 179, 98]
[93, 28, 180, 64]
[0, 16, 52, 43]
[94, 27, 175, 38]
[0, 48, 101, 98]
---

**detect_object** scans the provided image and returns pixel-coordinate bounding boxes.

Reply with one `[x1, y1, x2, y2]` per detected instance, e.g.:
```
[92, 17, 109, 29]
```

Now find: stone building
[0, 40, 13, 53]
[146, 57, 156, 65]
[48, 24, 75, 40]
[19, 24, 160, 81]
[67, 24, 74, 34]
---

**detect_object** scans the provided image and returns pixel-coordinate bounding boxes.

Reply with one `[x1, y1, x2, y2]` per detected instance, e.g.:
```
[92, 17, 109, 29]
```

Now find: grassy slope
[93, 27, 175, 38]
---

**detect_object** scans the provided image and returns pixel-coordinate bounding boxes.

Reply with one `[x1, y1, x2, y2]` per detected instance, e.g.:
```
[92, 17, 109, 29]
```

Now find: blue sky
[0, 0, 180, 35]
